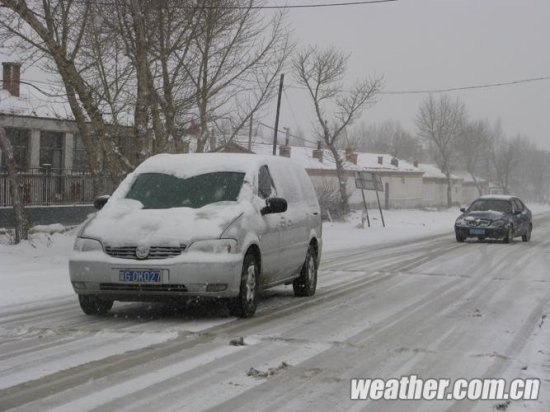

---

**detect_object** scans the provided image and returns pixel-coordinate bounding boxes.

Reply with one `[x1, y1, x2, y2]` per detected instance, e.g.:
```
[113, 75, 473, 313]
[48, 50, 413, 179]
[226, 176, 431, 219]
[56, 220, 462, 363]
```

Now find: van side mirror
[460, 207, 466, 213]
[261, 197, 287, 215]
[94, 195, 111, 210]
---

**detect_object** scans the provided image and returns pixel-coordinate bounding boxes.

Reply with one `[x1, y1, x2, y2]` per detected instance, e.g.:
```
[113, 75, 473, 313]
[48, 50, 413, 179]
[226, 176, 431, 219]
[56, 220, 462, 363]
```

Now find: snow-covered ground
[1, 205, 550, 411]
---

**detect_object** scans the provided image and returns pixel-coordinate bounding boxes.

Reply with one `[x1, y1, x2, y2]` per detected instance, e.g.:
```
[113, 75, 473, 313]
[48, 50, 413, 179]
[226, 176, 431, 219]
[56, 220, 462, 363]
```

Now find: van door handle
[280, 215, 286, 228]
[287, 219, 293, 227]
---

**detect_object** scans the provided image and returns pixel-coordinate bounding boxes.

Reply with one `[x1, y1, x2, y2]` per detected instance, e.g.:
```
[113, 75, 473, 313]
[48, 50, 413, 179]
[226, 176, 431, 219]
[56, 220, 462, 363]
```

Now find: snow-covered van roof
[133, 152, 291, 179]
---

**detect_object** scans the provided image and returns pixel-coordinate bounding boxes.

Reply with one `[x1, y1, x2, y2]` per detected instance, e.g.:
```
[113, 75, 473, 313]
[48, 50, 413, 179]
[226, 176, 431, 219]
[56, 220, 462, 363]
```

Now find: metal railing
[0, 168, 119, 207]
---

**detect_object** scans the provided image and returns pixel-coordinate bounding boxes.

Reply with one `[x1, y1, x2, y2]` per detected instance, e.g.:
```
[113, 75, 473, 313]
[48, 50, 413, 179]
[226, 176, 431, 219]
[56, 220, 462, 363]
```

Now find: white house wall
[310, 173, 424, 209]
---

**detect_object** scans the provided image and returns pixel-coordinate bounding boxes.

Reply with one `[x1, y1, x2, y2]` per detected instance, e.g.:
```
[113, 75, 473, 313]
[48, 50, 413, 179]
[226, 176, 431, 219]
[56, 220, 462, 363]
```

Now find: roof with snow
[232, 137, 423, 175]
[0, 87, 73, 120]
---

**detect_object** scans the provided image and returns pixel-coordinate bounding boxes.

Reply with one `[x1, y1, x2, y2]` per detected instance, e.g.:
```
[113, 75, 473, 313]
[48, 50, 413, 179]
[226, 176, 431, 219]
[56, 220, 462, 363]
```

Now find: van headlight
[187, 239, 238, 254]
[74, 237, 103, 252]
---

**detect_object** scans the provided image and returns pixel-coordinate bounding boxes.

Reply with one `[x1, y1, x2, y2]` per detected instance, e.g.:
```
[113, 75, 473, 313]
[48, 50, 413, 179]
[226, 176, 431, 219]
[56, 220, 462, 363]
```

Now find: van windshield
[126, 172, 245, 209]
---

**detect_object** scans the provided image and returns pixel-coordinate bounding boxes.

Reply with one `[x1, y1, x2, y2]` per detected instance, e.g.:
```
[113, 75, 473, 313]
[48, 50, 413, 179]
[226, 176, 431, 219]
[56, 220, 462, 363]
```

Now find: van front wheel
[78, 295, 113, 315]
[228, 253, 258, 318]
[293, 245, 317, 297]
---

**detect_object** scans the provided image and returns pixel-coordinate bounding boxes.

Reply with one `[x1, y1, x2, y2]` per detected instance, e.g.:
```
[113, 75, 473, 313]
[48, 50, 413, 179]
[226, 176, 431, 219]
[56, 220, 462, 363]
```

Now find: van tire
[228, 253, 258, 318]
[293, 245, 317, 297]
[78, 295, 113, 315]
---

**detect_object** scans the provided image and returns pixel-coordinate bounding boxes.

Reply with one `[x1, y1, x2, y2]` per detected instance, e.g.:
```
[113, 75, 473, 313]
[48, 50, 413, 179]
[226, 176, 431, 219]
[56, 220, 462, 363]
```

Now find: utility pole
[248, 113, 254, 152]
[272, 73, 284, 155]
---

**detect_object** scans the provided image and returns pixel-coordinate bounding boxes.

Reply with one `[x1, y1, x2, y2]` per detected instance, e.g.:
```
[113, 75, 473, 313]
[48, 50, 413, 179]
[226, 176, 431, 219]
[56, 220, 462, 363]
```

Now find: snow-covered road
[1, 211, 550, 411]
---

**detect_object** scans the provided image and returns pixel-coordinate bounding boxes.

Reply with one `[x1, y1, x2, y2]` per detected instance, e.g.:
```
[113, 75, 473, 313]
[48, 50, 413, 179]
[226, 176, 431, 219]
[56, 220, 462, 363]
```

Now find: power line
[258, 120, 319, 146]
[381, 75, 550, 95]
[285, 75, 550, 96]
[215, 0, 399, 9]
[67, 0, 398, 9]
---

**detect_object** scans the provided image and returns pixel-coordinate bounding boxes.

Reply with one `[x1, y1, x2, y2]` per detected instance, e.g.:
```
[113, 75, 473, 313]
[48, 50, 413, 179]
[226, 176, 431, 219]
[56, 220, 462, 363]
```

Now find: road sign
[354, 171, 385, 228]
[354, 171, 384, 192]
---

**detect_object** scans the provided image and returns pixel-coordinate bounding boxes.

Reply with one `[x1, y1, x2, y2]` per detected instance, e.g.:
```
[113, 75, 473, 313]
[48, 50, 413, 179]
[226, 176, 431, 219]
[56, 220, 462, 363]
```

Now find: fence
[0, 168, 119, 207]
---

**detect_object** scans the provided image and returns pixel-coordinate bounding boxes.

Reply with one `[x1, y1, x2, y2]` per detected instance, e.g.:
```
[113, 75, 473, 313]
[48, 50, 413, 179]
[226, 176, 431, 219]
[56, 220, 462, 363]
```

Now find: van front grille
[104, 246, 186, 260]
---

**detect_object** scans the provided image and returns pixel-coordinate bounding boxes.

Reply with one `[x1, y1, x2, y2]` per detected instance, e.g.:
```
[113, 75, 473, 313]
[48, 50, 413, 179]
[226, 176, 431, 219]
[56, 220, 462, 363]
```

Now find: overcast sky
[265, 0, 550, 149]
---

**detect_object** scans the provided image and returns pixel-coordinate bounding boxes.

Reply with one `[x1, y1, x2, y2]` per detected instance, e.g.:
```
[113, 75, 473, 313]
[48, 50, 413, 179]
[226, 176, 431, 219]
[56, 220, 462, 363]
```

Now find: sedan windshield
[125, 172, 245, 209]
[468, 199, 512, 214]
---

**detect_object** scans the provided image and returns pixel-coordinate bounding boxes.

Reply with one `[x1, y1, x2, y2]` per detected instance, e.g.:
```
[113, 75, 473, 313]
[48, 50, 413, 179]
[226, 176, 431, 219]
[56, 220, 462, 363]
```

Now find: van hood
[82, 199, 246, 246]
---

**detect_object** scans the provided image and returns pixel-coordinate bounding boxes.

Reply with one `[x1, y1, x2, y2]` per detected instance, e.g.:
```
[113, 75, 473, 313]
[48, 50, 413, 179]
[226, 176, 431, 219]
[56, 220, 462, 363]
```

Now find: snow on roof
[134, 152, 292, 178]
[452, 170, 486, 184]
[355, 153, 420, 173]
[479, 194, 517, 200]
[235, 138, 422, 174]
[417, 163, 463, 181]
[0, 87, 73, 120]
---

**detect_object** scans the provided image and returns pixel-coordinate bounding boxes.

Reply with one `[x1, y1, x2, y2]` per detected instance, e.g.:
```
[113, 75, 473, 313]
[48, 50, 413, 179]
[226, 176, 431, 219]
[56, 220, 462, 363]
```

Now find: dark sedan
[454, 195, 532, 243]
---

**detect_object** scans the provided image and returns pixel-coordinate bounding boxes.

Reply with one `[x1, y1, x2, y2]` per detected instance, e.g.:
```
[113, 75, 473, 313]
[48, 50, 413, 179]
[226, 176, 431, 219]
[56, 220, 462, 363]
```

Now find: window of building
[0, 128, 30, 169]
[73, 135, 88, 171]
[40, 131, 64, 169]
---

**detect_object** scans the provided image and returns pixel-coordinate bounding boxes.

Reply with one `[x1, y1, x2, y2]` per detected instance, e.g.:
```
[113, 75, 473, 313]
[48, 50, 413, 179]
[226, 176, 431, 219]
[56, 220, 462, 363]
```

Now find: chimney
[345, 147, 357, 165]
[2, 62, 21, 97]
[377, 156, 383, 165]
[390, 157, 399, 167]
[413, 160, 419, 168]
[279, 146, 291, 157]
[312, 141, 323, 162]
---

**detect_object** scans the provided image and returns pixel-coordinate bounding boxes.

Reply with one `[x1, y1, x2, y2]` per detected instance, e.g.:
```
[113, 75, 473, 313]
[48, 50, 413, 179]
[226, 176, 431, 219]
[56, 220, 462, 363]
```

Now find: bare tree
[294, 46, 382, 214]
[416, 94, 466, 207]
[456, 119, 491, 196]
[347, 120, 423, 161]
[0, 0, 134, 192]
[184, 0, 291, 152]
[0, 127, 28, 243]
[491, 134, 526, 195]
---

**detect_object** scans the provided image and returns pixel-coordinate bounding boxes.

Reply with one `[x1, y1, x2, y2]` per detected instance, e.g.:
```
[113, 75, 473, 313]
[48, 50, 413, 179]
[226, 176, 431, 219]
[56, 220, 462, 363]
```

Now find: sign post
[354, 171, 386, 228]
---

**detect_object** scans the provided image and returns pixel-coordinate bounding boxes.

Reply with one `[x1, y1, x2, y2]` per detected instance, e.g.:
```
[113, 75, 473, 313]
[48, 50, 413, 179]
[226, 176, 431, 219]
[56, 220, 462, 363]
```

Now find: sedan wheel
[522, 224, 532, 242]
[503, 226, 514, 244]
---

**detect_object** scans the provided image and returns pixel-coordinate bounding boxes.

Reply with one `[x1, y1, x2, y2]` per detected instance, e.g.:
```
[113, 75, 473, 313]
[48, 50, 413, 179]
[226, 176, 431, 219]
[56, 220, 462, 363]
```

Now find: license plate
[469, 228, 485, 235]
[119, 270, 161, 283]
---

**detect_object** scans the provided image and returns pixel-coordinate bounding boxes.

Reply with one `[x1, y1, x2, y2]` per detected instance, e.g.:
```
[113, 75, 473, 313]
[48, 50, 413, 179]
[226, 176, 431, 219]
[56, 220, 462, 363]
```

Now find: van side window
[258, 165, 276, 199]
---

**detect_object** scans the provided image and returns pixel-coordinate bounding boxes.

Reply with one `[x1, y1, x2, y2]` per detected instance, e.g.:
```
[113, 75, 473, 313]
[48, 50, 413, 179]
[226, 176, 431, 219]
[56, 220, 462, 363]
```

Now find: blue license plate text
[119, 270, 161, 283]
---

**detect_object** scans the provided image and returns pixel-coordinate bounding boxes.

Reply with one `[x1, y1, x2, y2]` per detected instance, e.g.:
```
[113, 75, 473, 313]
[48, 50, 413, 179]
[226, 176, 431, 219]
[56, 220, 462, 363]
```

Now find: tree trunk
[329, 146, 350, 215]
[446, 174, 453, 208]
[0, 128, 29, 243]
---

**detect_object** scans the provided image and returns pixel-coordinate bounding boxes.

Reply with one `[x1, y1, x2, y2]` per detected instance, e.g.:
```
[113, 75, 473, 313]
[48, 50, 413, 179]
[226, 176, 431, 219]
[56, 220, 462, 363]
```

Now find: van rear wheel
[293, 245, 317, 297]
[228, 253, 258, 318]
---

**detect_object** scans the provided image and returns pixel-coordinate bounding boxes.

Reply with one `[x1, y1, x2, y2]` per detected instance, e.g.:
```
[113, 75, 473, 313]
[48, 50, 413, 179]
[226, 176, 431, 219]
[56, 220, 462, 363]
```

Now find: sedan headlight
[455, 217, 466, 226]
[74, 237, 103, 252]
[490, 220, 506, 228]
[187, 239, 238, 254]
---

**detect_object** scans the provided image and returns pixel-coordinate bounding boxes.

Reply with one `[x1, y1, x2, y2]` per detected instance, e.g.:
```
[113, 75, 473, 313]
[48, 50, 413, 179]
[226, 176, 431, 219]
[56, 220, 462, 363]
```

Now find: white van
[69, 153, 322, 318]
